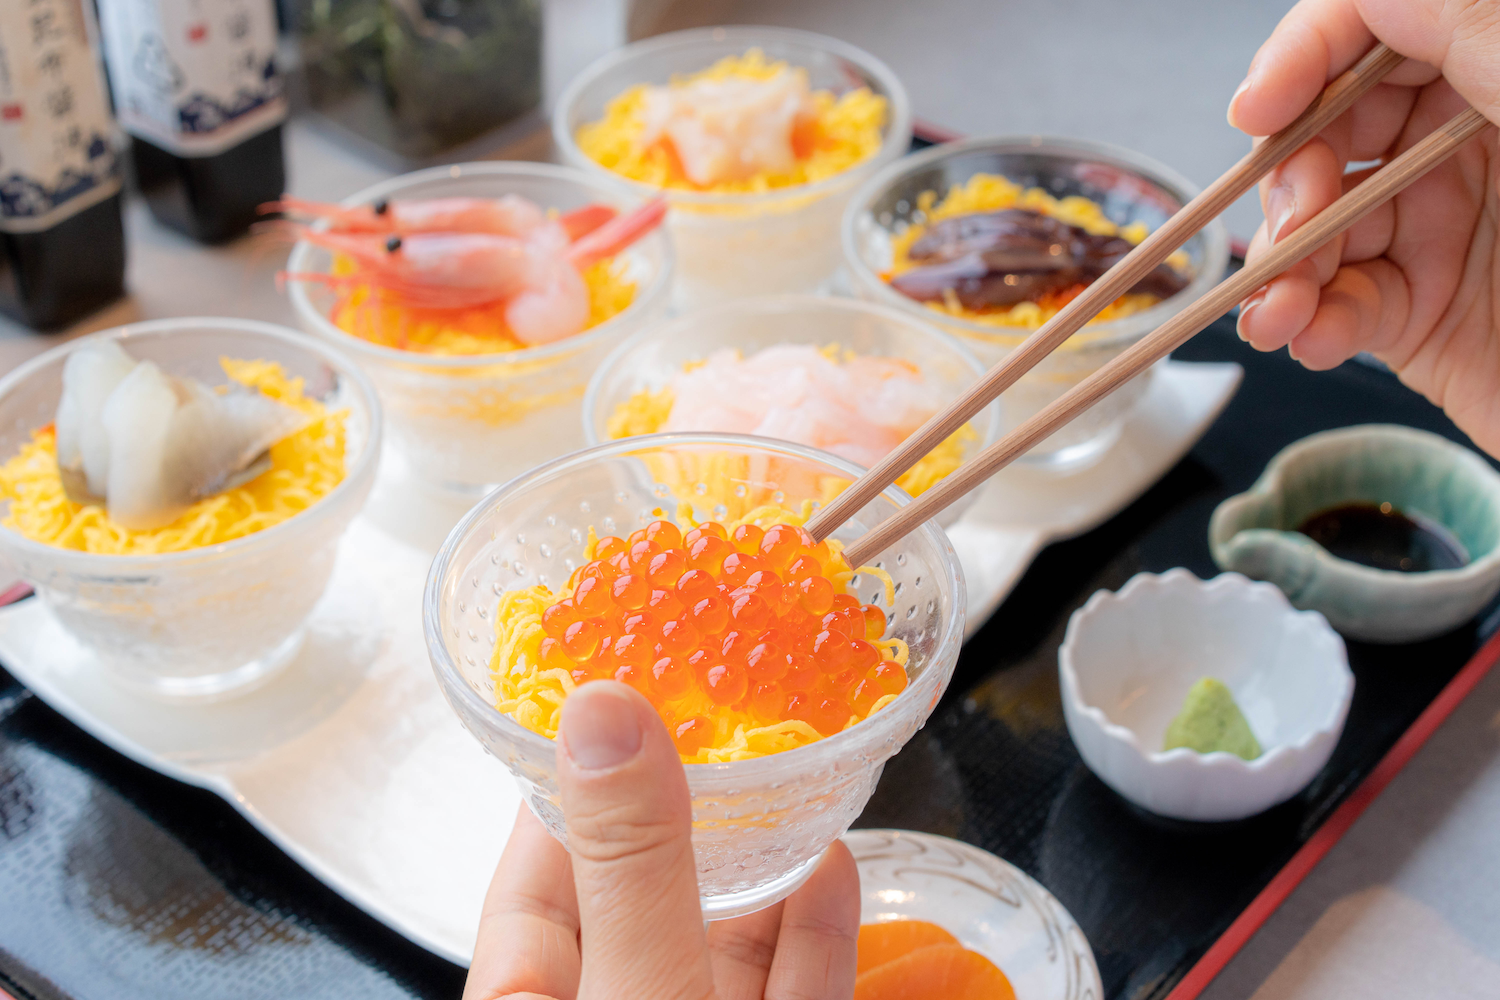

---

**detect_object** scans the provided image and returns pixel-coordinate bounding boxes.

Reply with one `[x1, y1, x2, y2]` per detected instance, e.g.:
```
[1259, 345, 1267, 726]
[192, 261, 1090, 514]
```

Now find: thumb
[557, 681, 715, 1000]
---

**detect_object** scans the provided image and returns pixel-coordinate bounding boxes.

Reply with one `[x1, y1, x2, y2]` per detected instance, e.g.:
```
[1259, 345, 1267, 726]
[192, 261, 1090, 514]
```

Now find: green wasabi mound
[1162, 678, 1262, 760]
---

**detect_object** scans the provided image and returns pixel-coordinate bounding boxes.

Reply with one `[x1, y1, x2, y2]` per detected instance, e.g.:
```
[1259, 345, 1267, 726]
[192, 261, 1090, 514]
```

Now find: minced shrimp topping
[606, 344, 974, 498]
[886, 172, 1190, 331]
[576, 49, 888, 194]
[491, 504, 908, 763]
[0, 360, 345, 555]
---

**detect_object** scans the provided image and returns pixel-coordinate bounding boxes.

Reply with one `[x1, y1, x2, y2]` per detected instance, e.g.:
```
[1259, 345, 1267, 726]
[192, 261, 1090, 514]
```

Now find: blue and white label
[0, 0, 122, 232]
[97, 0, 285, 157]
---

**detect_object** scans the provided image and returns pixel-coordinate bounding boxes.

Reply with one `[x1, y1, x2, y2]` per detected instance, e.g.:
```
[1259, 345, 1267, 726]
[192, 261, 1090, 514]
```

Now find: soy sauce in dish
[1297, 502, 1468, 572]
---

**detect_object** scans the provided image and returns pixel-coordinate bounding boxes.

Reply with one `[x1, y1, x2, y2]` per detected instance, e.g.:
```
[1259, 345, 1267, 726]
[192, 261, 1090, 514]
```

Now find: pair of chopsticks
[808, 44, 1492, 568]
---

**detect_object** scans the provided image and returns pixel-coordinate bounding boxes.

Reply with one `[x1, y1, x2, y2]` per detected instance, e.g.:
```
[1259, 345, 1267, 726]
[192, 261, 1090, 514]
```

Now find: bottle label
[97, 0, 285, 157]
[0, 0, 123, 233]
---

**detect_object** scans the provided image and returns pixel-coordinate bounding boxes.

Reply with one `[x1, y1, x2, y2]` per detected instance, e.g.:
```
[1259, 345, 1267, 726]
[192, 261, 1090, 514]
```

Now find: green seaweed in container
[299, 0, 541, 160]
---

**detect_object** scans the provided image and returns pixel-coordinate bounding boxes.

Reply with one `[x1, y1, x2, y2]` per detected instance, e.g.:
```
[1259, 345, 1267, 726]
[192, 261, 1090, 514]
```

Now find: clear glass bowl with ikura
[844, 135, 1230, 468]
[581, 293, 999, 528]
[0, 319, 381, 699]
[285, 161, 674, 496]
[554, 25, 911, 311]
[425, 433, 964, 918]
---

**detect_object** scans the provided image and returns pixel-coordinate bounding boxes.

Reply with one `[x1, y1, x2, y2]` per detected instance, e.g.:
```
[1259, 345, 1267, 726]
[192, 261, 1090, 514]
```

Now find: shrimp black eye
[372, 199, 390, 215]
[385, 235, 402, 252]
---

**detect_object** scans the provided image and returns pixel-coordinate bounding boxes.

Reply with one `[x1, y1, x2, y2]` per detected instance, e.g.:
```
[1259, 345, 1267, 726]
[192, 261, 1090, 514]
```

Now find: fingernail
[1267, 183, 1297, 244]
[1236, 288, 1268, 340]
[561, 684, 643, 770]
[1227, 71, 1255, 128]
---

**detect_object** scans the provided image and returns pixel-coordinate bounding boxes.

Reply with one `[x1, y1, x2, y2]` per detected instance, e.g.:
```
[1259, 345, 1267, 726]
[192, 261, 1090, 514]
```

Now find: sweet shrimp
[263, 193, 619, 242]
[282, 198, 667, 346]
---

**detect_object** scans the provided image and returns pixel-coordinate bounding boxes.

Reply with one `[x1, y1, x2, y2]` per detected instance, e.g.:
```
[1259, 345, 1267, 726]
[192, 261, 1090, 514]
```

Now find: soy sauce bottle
[0, 0, 127, 330]
[97, 0, 286, 244]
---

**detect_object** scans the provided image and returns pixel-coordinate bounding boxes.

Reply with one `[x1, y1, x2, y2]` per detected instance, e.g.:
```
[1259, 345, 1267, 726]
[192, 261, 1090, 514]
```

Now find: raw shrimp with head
[282, 197, 666, 346]
[264, 193, 620, 241]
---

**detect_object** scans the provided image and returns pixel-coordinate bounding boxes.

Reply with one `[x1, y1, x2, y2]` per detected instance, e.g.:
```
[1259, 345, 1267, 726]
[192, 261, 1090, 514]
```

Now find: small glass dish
[581, 294, 999, 526]
[424, 433, 964, 919]
[0, 318, 381, 700]
[1059, 569, 1353, 822]
[843, 135, 1230, 467]
[286, 161, 674, 496]
[553, 26, 912, 310]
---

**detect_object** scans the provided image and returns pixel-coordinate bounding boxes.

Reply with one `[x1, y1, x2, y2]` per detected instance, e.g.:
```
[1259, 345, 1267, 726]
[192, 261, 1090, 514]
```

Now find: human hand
[464, 680, 860, 1000]
[1230, 0, 1500, 456]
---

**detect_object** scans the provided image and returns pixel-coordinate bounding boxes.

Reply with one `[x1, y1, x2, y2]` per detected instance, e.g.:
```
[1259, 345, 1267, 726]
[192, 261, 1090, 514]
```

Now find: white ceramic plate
[845, 829, 1102, 1000]
[0, 360, 1238, 965]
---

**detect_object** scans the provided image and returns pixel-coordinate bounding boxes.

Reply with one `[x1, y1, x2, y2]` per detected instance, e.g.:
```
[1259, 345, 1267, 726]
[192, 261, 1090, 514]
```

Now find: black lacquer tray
[2, 313, 1496, 1000]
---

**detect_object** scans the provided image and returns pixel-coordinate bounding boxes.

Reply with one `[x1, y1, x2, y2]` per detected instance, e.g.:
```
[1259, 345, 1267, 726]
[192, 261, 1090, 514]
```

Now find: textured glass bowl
[425, 433, 964, 918]
[582, 294, 999, 526]
[554, 26, 912, 310]
[287, 161, 674, 495]
[844, 135, 1229, 467]
[0, 319, 381, 699]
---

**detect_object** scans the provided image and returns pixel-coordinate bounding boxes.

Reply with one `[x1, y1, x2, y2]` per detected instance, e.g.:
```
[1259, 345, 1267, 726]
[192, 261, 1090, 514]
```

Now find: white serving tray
[0, 359, 1240, 967]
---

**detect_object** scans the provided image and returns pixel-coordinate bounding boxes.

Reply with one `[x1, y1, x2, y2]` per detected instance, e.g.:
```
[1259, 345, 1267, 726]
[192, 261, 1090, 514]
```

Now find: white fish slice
[55, 339, 137, 503]
[63, 348, 309, 531]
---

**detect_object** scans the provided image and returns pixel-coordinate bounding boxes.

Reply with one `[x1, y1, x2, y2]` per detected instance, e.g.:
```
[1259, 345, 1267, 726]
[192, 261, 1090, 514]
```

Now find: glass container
[844, 136, 1229, 468]
[425, 433, 964, 918]
[297, 0, 541, 161]
[0, 318, 381, 699]
[287, 161, 674, 496]
[554, 26, 911, 310]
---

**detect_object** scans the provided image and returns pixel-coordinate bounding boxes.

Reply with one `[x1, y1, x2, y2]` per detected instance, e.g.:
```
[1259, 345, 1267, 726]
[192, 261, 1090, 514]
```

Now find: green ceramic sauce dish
[1209, 424, 1500, 643]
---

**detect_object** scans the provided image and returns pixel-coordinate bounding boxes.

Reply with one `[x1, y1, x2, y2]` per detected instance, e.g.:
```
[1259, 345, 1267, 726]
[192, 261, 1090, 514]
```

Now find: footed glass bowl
[0, 318, 381, 699]
[287, 161, 674, 495]
[424, 433, 964, 918]
[581, 294, 999, 526]
[554, 26, 911, 310]
[844, 135, 1229, 467]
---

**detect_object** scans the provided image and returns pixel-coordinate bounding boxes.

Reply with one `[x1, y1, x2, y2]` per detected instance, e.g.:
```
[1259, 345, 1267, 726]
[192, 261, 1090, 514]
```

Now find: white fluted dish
[1059, 569, 1352, 822]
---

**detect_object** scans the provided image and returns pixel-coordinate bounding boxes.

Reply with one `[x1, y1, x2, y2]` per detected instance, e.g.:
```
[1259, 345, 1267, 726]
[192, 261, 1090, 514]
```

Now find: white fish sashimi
[100, 361, 182, 530]
[163, 380, 307, 500]
[58, 345, 309, 531]
[55, 339, 137, 501]
[660, 345, 944, 469]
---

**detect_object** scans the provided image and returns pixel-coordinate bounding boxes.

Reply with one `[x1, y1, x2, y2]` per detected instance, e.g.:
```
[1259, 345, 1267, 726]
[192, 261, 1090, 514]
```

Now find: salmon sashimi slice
[856, 919, 960, 975]
[853, 942, 1016, 1000]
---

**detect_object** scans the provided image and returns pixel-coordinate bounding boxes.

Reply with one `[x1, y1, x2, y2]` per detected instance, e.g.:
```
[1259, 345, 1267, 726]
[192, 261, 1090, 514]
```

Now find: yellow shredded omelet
[491, 501, 906, 764]
[329, 255, 637, 356]
[888, 172, 1191, 331]
[576, 49, 888, 194]
[0, 359, 346, 555]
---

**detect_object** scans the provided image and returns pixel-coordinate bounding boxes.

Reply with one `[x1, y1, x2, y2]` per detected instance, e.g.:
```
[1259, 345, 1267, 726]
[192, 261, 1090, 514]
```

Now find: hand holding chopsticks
[804, 43, 1406, 544]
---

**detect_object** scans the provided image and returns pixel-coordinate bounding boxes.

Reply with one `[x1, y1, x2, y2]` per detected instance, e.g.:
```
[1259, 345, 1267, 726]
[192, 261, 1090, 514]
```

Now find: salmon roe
[545, 520, 907, 757]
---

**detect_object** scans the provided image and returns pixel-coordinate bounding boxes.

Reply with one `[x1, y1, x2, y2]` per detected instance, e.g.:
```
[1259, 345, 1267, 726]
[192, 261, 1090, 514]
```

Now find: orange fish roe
[493, 516, 910, 762]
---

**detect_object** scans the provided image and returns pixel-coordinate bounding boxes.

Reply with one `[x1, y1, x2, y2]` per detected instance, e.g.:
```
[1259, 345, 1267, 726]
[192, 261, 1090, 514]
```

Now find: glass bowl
[0, 318, 381, 699]
[843, 135, 1230, 467]
[286, 161, 674, 496]
[553, 26, 912, 310]
[581, 294, 999, 526]
[424, 433, 964, 918]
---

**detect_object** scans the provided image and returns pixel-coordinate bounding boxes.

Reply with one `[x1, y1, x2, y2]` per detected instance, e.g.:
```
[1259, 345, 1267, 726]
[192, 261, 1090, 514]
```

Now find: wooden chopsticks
[838, 104, 1492, 568]
[805, 42, 1405, 543]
